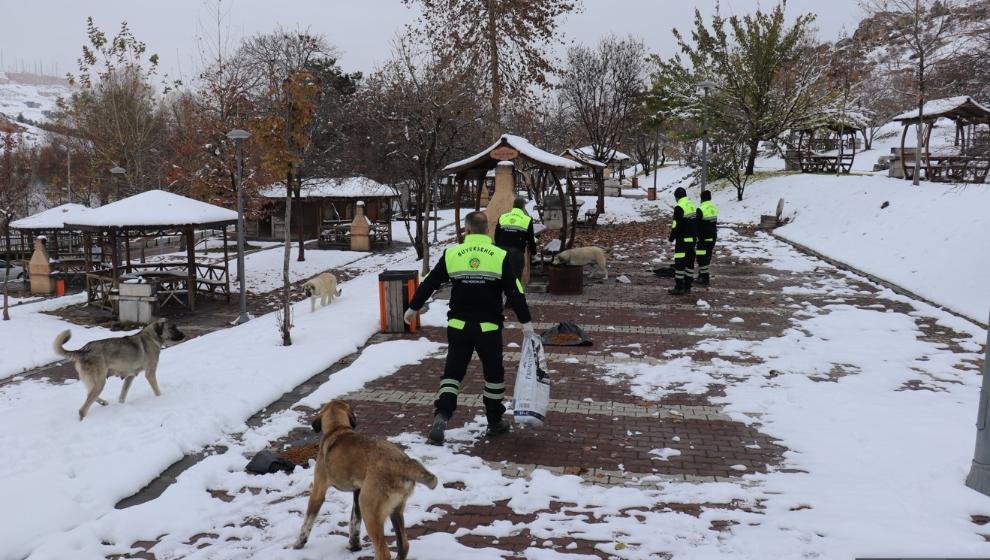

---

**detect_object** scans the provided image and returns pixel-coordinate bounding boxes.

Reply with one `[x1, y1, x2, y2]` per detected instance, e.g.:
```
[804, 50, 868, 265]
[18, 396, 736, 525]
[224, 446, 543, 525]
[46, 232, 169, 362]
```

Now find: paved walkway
[99, 220, 984, 559]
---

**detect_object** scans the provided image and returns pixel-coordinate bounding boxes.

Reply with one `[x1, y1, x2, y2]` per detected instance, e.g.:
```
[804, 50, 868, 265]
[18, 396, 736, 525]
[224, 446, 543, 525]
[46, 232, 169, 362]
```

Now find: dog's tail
[53, 330, 76, 358]
[408, 459, 438, 489]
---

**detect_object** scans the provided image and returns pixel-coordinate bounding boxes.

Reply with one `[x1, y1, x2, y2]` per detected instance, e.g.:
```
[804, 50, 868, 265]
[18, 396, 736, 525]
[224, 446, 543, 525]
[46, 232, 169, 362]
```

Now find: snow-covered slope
[0, 72, 72, 143]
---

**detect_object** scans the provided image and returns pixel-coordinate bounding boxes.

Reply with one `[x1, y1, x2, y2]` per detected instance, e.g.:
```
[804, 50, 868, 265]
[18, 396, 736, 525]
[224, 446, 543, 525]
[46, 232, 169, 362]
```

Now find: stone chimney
[29, 237, 52, 295]
[350, 201, 371, 251]
[485, 161, 516, 238]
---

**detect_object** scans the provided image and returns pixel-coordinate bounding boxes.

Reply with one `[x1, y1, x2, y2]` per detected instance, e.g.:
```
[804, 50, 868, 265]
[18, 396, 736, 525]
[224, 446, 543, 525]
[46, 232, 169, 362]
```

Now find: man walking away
[494, 197, 537, 284]
[668, 187, 698, 295]
[696, 190, 718, 285]
[404, 211, 534, 445]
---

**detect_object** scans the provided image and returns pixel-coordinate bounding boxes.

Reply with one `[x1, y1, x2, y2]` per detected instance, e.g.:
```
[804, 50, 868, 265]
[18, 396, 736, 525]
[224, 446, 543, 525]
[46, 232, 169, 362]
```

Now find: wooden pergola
[893, 96, 990, 183]
[8, 204, 89, 273]
[443, 134, 584, 249]
[793, 111, 866, 174]
[65, 190, 238, 311]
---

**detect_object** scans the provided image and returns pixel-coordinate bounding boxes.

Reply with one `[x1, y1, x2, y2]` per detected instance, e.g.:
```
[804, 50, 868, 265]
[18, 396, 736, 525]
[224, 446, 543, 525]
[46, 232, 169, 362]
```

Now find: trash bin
[115, 280, 158, 324]
[547, 264, 583, 295]
[54, 276, 65, 297]
[647, 187, 657, 201]
[378, 270, 419, 333]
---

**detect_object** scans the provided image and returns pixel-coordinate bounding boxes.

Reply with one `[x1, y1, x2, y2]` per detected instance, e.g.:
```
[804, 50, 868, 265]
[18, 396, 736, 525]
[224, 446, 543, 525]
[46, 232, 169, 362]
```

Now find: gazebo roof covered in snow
[559, 148, 607, 169]
[573, 145, 631, 164]
[893, 96, 990, 124]
[10, 203, 90, 231]
[444, 134, 583, 175]
[65, 190, 237, 232]
[260, 176, 398, 199]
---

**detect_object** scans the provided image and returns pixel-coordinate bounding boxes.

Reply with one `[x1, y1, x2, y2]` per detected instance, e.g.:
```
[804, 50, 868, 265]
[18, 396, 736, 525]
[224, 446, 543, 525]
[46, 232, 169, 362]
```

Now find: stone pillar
[485, 161, 516, 238]
[29, 237, 52, 295]
[479, 182, 491, 208]
[350, 201, 371, 251]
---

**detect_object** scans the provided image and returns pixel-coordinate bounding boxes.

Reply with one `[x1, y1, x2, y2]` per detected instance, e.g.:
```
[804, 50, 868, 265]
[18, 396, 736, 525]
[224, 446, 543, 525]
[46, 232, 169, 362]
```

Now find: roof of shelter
[65, 190, 237, 231]
[795, 108, 869, 132]
[260, 176, 399, 199]
[560, 148, 607, 169]
[893, 96, 990, 123]
[10, 203, 90, 231]
[574, 145, 632, 163]
[444, 134, 584, 174]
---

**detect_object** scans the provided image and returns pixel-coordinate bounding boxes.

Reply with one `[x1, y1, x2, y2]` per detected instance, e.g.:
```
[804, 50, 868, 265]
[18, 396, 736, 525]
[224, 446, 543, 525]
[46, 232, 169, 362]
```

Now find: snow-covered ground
[232, 245, 369, 293]
[0, 293, 131, 381]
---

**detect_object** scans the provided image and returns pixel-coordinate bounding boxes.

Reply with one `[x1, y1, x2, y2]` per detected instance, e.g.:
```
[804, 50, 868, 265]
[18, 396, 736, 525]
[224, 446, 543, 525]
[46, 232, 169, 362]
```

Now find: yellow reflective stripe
[684, 238, 694, 242]
[671, 219, 677, 229]
[485, 381, 505, 390]
[516, 278, 524, 294]
[705, 238, 714, 242]
[674, 252, 686, 258]
[448, 318, 466, 330]
[696, 249, 707, 255]
[438, 387, 459, 396]
[480, 322, 499, 332]
[483, 390, 504, 400]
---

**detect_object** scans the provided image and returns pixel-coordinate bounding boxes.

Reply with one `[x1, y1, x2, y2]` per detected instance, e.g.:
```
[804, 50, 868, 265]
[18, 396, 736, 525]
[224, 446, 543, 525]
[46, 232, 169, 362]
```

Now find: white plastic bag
[512, 332, 551, 427]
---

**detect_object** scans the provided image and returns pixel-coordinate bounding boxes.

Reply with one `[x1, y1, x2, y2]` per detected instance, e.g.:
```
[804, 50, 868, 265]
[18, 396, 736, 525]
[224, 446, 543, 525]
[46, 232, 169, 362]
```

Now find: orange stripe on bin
[378, 280, 387, 332]
[406, 278, 417, 333]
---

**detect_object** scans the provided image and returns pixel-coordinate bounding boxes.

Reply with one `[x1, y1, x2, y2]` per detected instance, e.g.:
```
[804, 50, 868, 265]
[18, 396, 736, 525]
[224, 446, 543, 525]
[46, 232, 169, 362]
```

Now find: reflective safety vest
[443, 234, 510, 332]
[699, 200, 718, 241]
[700, 200, 718, 221]
[671, 196, 698, 242]
[498, 207, 532, 232]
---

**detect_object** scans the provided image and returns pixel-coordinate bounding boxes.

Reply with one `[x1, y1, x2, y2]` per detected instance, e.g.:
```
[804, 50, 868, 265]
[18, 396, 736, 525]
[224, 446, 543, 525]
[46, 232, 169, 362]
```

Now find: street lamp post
[966, 308, 990, 496]
[109, 166, 126, 270]
[227, 129, 251, 325]
[697, 81, 717, 194]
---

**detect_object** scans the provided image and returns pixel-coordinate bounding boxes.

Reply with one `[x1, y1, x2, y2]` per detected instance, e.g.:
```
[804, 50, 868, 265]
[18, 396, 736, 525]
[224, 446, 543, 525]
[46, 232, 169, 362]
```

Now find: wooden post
[83, 232, 92, 303]
[124, 231, 132, 274]
[222, 227, 231, 302]
[454, 175, 465, 243]
[185, 227, 196, 310]
[109, 230, 119, 289]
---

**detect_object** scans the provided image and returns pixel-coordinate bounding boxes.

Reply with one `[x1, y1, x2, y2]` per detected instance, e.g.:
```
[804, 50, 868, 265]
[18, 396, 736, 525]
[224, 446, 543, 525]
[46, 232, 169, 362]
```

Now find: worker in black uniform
[668, 186, 698, 295]
[404, 211, 534, 445]
[494, 197, 538, 280]
[695, 190, 718, 285]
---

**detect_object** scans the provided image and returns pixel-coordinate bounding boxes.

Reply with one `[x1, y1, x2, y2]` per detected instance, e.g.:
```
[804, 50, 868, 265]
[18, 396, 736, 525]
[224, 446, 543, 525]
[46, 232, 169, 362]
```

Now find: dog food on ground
[278, 442, 319, 466]
[547, 333, 583, 345]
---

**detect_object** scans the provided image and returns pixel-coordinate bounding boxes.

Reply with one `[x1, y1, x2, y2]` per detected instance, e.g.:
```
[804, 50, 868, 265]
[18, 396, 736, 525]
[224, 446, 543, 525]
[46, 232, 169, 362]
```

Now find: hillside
[0, 71, 73, 143]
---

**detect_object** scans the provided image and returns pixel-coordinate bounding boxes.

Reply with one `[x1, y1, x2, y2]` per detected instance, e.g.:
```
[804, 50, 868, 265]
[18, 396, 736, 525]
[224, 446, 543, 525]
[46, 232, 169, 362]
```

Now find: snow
[230, 245, 369, 293]
[0, 293, 131, 381]
[259, 175, 398, 199]
[0, 271, 392, 559]
[704, 172, 990, 324]
[66, 190, 237, 228]
[893, 95, 990, 121]
[10, 203, 90, 230]
[574, 145, 632, 163]
[445, 134, 584, 172]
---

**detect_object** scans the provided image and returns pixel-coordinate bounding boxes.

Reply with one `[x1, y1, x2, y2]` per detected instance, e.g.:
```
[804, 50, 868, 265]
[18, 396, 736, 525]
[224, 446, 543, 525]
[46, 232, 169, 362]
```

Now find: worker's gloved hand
[520, 322, 536, 337]
[403, 308, 418, 325]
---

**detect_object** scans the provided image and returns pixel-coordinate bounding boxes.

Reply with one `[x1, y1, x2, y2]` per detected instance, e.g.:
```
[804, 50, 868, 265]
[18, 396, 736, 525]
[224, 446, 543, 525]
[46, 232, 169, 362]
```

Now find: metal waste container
[378, 270, 419, 333]
[115, 281, 158, 324]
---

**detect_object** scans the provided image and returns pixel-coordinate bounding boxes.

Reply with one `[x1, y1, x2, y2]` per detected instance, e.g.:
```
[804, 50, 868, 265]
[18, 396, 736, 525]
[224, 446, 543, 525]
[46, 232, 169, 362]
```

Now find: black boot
[667, 278, 687, 295]
[697, 273, 710, 285]
[427, 412, 449, 445]
[684, 276, 693, 293]
[487, 418, 511, 436]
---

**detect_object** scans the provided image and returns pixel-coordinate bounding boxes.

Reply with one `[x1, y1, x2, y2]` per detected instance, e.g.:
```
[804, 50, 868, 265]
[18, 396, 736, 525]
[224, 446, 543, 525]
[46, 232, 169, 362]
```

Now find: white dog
[552, 246, 608, 279]
[303, 272, 342, 312]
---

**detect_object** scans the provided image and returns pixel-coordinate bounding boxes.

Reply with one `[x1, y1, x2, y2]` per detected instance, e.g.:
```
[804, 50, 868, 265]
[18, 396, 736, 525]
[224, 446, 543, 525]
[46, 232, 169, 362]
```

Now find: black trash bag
[540, 321, 594, 346]
[246, 449, 296, 475]
[652, 265, 676, 277]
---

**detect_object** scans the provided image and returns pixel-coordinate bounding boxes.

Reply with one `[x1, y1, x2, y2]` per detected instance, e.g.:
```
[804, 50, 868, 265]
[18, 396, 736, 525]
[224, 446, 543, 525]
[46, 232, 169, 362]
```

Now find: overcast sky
[0, 0, 866, 81]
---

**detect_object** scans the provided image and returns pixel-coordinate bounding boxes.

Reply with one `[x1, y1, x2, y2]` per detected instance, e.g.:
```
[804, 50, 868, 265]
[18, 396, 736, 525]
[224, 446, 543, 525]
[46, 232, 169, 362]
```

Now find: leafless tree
[403, 0, 580, 140]
[560, 34, 648, 213]
[863, 0, 963, 185]
[0, 131, 33, 320]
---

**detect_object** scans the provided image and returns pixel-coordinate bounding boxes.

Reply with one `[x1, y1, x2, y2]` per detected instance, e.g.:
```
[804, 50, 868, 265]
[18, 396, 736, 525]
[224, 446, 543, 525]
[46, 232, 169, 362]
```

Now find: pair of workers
[404, 200, 536, 445]
[668, 187, 718, 295]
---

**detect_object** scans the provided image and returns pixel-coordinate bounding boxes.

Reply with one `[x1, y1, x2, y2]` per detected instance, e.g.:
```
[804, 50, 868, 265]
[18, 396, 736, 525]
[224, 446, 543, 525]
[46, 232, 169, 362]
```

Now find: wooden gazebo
[9, 204, 90, 274]
[560, 148, 608, 196]
[793, 110, 866, 174]
[65, 190, 238, 311]
[443, 134, 584, 248]
[893, 96, 990, 183]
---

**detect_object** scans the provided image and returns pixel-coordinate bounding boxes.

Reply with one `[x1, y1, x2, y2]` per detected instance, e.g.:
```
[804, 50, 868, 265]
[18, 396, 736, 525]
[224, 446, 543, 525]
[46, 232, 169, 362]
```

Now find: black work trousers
[504, 248, 525, 280]
[435, 322, 506, 423]
[696, 239, 716, 276]
[672, 239, 696, 288]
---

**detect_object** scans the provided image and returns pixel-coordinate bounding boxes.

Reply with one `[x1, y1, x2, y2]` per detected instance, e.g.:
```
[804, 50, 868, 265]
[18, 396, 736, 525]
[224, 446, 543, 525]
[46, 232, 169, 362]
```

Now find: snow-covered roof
[893, 96, 990, 122]
[795, 108, 869, 132]
[560, 148, 607, 168]
[10, 203, 90, 231]
[65, 190, 237, 230]
[260, 176, 398, 199]
[444, 134, 583, 173]
[574, 145, 632, 163]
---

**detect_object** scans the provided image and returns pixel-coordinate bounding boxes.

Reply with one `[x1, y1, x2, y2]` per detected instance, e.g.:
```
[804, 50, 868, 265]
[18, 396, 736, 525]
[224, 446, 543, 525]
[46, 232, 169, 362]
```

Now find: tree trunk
[862, 128, 872, 151]
[281, 172, 293, 346]
[745, 139, 760, 176]
[421, 174, 432, 276]
[595, 168, 605, 214]
[487, 1, 502, 141]
[294, 176, 306, 261]
[914, 53, 924, 186]
[2, 222, 9, 320]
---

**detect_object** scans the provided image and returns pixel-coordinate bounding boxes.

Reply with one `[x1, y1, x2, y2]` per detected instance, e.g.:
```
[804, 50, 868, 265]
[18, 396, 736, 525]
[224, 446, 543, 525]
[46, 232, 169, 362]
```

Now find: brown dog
[292, 400, 437, 559]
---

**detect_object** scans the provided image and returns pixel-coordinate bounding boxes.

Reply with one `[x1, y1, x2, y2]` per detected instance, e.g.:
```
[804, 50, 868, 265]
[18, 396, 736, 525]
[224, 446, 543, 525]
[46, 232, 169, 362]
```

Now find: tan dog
[303, 272, 342, 312]
[553, 246, 609, 279]
[53, 319, 186, 420]
[292, 400, 437, 559]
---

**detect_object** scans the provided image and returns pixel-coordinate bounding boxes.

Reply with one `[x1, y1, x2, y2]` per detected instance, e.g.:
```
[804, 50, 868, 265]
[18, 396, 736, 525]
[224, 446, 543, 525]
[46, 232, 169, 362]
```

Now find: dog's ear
[311, 416, 322, 433]
[347, 406, 357, 429]
[154, 319, 164, 336]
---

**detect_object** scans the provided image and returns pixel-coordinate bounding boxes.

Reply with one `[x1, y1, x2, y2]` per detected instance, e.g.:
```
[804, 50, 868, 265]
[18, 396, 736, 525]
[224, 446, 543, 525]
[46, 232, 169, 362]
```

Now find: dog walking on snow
[303, 272, 342, 312]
